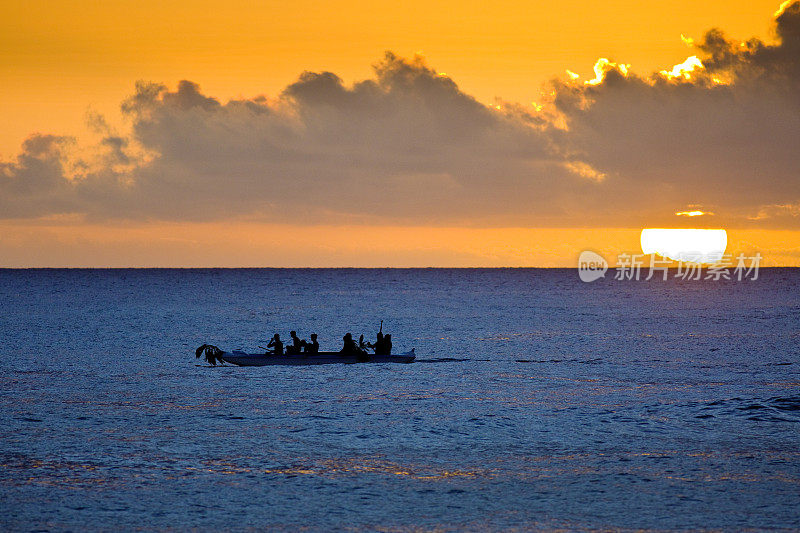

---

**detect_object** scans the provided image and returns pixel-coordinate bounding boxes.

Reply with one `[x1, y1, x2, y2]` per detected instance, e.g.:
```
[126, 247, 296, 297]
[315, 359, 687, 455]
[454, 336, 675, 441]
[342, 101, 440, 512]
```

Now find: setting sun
[640, 228, 728, 263]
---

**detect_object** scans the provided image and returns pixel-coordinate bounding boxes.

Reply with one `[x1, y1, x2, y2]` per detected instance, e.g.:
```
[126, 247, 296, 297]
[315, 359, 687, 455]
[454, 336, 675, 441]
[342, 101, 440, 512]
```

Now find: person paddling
[267, 333, 283, 356]
[382, 334, 392, 355]
[340, 333, 358, 355]
[287, 330, 303, 355]
[303, 333, 319, 354]
[367, 321, 385, 354]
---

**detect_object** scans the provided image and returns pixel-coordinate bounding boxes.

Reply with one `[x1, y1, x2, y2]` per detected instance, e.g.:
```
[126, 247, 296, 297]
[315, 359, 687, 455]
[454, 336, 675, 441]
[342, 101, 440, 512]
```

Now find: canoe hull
[220, 349, 415, 366]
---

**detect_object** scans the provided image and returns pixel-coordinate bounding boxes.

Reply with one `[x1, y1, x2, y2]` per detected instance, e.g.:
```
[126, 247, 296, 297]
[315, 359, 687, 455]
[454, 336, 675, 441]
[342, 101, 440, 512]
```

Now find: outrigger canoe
[215, 349, 416, 366]
[196, 344, 416, 366]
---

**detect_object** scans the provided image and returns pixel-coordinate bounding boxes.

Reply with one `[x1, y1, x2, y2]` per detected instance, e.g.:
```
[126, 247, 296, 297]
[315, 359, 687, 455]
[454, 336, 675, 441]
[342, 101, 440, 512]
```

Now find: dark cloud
[1, 5, 799, 228]
[25, 52, 574, 225]
[549, 1, 800, 227]
[700, 1, 800, 85]
[0, 135, 79, 216]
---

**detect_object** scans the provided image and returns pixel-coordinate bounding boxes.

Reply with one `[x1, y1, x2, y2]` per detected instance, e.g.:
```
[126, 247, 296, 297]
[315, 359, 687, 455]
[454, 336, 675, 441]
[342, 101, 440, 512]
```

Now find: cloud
[550, 1, 800, 228]
[2, 4, 800, 229]
[0, 135, 81, 217]
[3, 53, 587, 225]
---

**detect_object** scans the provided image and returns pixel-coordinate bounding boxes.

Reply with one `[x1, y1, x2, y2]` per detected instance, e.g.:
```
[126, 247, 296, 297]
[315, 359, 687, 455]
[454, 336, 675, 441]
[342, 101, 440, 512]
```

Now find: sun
[640, 228, 727, 264]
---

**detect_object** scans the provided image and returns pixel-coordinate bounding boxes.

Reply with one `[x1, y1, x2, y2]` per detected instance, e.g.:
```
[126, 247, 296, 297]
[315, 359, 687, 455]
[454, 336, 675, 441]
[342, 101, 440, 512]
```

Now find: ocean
[1, 268, 798, 530]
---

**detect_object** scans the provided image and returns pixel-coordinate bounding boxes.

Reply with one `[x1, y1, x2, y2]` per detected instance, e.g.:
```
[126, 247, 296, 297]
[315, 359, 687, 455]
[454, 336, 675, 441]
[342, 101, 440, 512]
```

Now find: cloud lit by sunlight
[563, 161, 606, 182]
[659, 56, 703, 80]
[585, 58, 630, 85]
[675, 210, 712, 217]
[775, 0, 796, 16]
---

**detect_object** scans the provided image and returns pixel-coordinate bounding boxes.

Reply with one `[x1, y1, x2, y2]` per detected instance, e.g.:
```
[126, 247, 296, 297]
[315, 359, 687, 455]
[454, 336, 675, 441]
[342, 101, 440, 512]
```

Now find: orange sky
[0, 0, 783, 156]
[0, 222, 796, 268]
[1, 0, 798, 267]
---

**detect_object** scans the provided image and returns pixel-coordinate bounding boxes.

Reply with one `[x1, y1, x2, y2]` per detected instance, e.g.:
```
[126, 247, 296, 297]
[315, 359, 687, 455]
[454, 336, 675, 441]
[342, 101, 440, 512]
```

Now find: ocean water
[1, 268, 798, 531]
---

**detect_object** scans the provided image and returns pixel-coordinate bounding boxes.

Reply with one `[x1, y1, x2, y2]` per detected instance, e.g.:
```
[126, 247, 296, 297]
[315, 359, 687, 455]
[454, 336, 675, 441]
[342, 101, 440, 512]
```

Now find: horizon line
[0, 266, 795, 270]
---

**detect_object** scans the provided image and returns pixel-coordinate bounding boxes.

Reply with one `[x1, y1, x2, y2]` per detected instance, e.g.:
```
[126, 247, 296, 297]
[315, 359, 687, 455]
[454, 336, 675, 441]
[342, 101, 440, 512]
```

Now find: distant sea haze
[1, 268, 798, 530]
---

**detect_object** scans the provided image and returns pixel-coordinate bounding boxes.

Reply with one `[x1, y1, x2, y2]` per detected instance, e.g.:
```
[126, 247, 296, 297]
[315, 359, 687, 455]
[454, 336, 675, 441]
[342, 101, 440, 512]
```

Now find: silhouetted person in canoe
[287, 330, 303, 355]
[303, 333, 319, 354]
[367, 321, 390, 355]
[359, 334, 368, 352]
[267, 334, 283, 356]
[367, 331, 383, 353]
[340, 333, 358, 355]
[382, 334, 392, 355]
[341, 332, 370, 361]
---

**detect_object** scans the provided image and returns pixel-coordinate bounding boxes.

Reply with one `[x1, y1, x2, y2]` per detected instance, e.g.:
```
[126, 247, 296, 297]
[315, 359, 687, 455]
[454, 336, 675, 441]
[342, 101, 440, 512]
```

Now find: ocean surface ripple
[1, 268, 799, 530]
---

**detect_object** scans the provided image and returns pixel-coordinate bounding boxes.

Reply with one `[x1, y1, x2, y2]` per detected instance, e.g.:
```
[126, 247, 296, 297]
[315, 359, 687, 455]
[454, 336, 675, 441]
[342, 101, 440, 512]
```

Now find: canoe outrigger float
[196, 344, 415, 366]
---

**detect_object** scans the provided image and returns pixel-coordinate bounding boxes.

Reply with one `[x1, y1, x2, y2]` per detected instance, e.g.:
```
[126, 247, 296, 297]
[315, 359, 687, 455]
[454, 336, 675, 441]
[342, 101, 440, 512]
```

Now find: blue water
[1, 268, 799, 531]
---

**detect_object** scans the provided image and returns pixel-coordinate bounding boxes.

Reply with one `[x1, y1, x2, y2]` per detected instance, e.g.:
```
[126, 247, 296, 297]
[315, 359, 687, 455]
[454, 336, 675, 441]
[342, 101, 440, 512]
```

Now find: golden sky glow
[0, 222, 796, 268]
[0, 0, 784, 155]
[1, 0, 798, 266]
